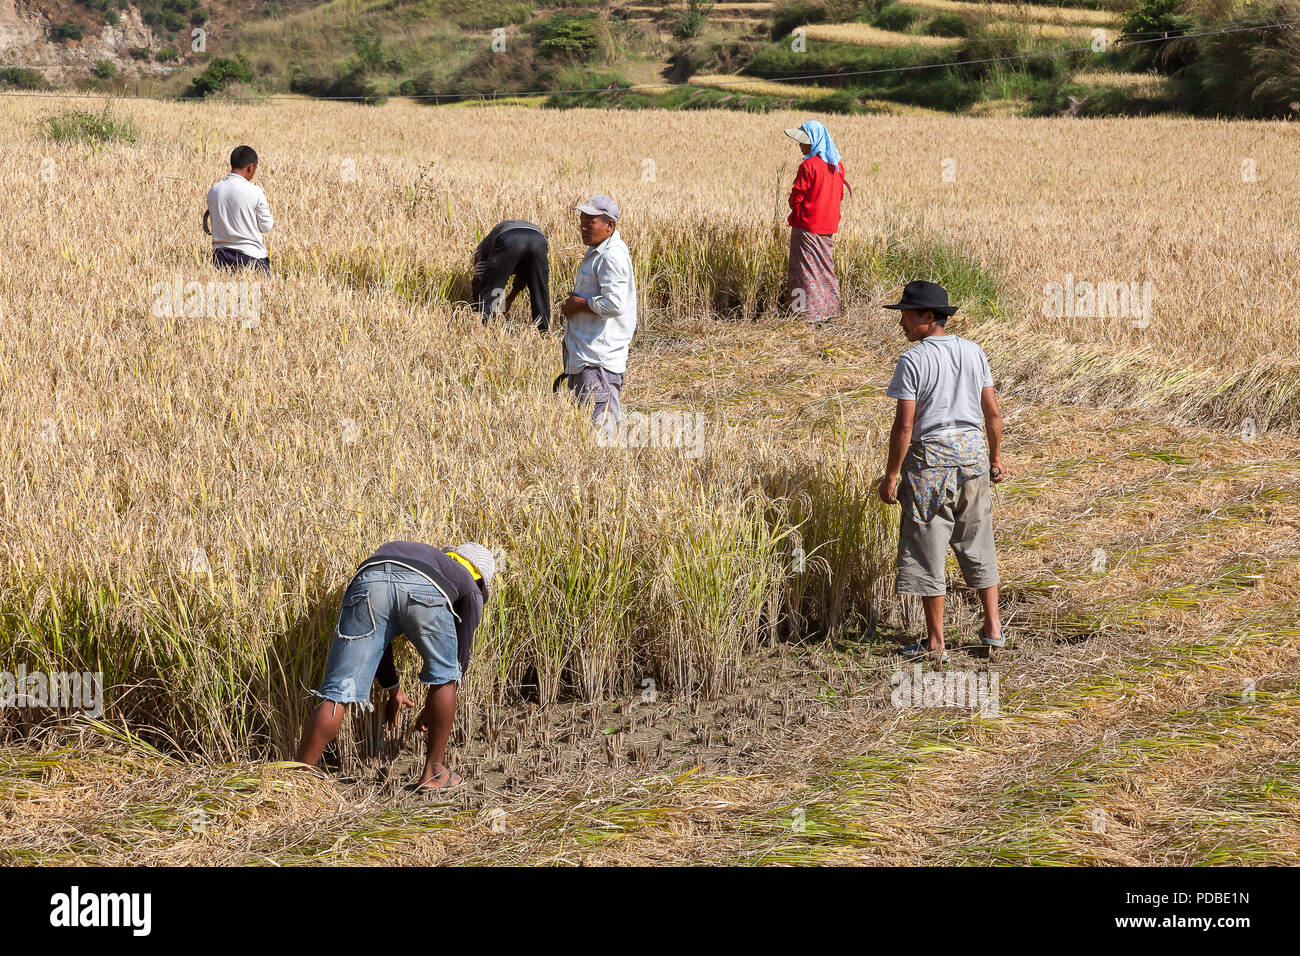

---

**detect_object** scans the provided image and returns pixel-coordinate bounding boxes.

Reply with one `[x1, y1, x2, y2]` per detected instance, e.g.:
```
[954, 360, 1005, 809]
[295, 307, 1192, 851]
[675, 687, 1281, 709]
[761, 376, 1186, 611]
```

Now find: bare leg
[295, 700, 347, 765]
[415, 681, 459, 789]
[922, 594, 945, 652]
[978, 584, 1001, 638]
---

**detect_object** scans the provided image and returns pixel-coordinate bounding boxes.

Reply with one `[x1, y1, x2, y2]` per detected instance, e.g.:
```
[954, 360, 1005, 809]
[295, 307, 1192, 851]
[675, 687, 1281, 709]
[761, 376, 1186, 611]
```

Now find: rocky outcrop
[0, 0, 178, 82]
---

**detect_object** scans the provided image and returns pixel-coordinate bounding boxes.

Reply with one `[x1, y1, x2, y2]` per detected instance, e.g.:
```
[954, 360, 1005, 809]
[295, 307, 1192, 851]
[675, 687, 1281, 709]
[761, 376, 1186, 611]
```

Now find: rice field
[1071, 71, 1174, 97]
[987, 21, 1104, 41]
[0, 98, 910, 759]
[798, 23, 967, 48]
[686, 74, 943, 112]
[898, 0, 1122, 27]
[688, 74, 839, 98]
[2, 97, 1299, 865]
[626, 2, 774, 11]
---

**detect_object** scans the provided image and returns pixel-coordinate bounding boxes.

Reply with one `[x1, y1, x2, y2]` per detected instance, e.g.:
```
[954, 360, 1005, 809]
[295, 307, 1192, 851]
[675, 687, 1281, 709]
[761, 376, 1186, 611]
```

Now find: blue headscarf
[799, 120, 842, 171]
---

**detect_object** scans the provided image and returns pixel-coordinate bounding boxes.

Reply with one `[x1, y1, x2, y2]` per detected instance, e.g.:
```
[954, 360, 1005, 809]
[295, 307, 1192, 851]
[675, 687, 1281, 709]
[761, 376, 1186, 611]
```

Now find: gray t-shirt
[886, 335, 993, 439]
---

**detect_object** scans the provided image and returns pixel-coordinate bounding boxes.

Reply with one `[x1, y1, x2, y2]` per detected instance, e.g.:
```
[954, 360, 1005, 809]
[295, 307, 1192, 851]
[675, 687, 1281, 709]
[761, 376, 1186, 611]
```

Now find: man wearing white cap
[559, 194, 637, 432]
[296, 540, 496, 791]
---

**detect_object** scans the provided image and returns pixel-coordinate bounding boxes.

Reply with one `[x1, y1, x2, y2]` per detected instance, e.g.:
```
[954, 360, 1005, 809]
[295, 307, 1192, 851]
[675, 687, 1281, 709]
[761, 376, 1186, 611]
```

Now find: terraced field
[619, 0, 774, 34]
[800, 22, 966, 47]
[686, 0, 1167, 116]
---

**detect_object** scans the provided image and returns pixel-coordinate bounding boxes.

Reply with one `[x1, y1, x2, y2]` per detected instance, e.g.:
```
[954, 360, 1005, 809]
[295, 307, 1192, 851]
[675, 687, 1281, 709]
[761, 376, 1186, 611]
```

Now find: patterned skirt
[787, 228, 840, 321]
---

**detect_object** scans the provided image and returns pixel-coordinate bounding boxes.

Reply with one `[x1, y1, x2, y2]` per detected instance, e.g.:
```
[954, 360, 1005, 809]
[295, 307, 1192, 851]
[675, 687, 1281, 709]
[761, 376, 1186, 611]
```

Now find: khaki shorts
[896, 471, 999, 597]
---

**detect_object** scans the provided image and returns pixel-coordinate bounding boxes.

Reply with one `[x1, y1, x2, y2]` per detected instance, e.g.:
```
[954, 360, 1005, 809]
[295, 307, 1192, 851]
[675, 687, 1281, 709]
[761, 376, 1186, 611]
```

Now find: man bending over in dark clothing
[471, 220, 551, 332]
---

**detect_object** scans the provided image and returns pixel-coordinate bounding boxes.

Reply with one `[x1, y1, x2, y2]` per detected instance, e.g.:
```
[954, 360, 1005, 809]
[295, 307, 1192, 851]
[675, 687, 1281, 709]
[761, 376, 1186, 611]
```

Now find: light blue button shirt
[566, 230, 637, 375]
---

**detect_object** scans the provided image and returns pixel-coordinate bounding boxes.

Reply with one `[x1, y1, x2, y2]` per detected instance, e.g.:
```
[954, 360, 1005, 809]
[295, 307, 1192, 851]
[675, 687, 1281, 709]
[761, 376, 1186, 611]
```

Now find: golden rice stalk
[1071, 71, 1173, 97]
[988, 21, 1104, 41]
[899, 0, 1121, 27]
[799, 23, 965, 48]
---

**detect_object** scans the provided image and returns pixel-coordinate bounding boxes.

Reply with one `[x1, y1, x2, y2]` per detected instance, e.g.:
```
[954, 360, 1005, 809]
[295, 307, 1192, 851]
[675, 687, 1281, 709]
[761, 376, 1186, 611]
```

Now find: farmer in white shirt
[559, 195, 636, 432]
[205, 145, 274, 273]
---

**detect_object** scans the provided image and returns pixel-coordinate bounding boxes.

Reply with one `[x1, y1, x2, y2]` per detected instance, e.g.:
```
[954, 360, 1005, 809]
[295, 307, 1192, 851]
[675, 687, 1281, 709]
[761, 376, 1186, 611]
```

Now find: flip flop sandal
[418, 769, 463, 793]
[900, 642, 950, 665]
[980, 626, 1005, 649]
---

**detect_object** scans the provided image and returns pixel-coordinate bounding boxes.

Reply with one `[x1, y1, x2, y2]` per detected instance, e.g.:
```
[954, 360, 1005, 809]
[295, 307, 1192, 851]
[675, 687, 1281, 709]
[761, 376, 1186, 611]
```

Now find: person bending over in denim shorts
[295, 540, 496, 791]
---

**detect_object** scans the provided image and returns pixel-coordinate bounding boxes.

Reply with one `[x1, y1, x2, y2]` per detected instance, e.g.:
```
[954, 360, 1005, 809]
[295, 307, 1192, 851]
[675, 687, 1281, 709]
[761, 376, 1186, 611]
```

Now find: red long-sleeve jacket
[787, 156, 846, 235]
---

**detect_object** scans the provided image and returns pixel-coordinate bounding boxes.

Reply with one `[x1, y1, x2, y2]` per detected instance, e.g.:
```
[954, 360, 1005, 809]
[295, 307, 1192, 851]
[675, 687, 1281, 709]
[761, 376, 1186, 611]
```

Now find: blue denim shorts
[314, 563, 461, 709]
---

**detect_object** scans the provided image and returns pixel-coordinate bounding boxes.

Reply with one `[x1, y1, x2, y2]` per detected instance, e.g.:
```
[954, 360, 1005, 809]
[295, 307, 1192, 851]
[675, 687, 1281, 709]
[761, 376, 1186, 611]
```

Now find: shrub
[352, 33, 385, 72]
[1121, 0, 1195, 72]
[872, 2, 921, 32]
[138, 0, 202, 34]
[672, 0, 713, 40]
[530, 12, 602, 61]
[92, 60, 118, 80]
[1122, 0, 1188, 40]
[659, 84, 775, 112]
[771, 0, 830, 39]
[50, 23, 85, 42]
[553, 68, 630, 91]
[157, 45, 180, 61]
[288, 64, 384, 103]
[1185, 0, 1300, 117]
[924, 12, 969, 37]
[188, 56, 255, 97]
[397, 69, 443, 98]
[453, 46, 552, 97]
[0, 67, 46, 90]
[543, 72, 638, 108]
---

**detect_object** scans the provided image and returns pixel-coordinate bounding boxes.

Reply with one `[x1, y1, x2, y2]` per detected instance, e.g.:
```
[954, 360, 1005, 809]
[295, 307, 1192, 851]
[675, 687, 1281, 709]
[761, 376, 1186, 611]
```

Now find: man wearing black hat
[879, 280, 1007, 663]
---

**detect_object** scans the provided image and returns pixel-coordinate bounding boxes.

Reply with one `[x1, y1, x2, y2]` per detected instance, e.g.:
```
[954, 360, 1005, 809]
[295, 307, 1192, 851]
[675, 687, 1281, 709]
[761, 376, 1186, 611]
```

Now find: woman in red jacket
[785, 121, 847, 323]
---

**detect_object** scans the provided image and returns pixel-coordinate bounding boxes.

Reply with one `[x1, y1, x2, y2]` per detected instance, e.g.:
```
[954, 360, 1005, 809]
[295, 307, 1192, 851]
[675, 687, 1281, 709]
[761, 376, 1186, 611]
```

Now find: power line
[1, 15, 1297, 102]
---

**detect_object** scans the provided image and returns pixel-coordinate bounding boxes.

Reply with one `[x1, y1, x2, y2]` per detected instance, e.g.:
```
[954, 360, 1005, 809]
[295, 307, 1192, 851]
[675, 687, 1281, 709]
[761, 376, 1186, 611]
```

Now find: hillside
[3, 1, 1300, 117]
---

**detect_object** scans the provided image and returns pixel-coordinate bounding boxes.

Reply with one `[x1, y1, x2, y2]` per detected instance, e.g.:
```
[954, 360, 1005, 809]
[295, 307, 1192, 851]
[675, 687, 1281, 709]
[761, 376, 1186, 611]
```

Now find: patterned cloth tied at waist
[900, 428, 989, 524]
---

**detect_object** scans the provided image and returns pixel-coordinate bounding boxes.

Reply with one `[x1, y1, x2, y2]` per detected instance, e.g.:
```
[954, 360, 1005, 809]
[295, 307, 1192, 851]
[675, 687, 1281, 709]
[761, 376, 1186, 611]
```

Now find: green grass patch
[0, 67, 47, 90]
[38, 106, 138, 145]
